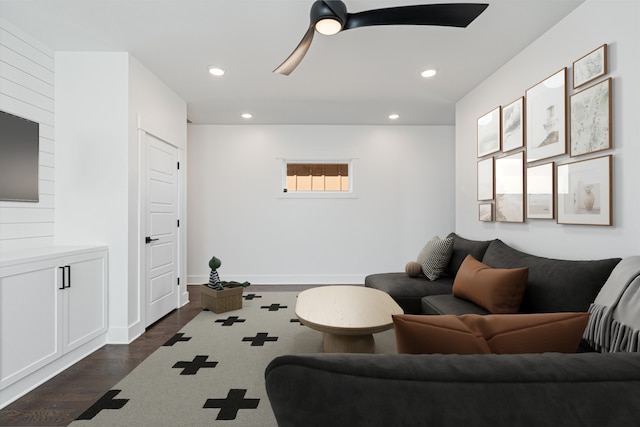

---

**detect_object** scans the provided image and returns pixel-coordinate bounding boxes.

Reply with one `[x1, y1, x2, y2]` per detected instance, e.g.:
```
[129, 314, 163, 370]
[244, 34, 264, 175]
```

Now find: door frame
[138, 127, 184, 331]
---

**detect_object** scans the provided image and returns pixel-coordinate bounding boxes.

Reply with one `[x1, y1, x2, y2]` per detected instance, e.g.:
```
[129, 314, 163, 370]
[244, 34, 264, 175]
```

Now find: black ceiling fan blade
[343, 3, 489, 30]
[274, 25, 315, 75]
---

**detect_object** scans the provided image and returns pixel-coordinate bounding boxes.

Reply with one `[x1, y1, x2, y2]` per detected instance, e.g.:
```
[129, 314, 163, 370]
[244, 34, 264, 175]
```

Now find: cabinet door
[62, 250, 108, 353]
[0, 259, 62, 389]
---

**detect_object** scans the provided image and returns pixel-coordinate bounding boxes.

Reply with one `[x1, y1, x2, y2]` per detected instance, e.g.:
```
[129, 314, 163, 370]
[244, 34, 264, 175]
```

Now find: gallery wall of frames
[476, 44, 612, 226]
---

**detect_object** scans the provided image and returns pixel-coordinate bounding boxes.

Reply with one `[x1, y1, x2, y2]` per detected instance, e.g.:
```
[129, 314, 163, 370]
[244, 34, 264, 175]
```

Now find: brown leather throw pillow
[393, 312, 590, 354]
[452, 255, 528, 313]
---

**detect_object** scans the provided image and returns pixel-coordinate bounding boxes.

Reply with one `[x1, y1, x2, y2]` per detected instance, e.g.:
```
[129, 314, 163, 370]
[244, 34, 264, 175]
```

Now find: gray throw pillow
[417, 236, 454, 281]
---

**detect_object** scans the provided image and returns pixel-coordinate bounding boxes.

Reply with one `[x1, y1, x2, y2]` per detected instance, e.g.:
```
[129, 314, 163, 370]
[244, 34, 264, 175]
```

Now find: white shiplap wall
[0, 19, 55, 252]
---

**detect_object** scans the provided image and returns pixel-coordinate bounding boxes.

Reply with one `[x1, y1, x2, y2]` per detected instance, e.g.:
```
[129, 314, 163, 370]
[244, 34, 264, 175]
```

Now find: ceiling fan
[274, 1, 489, 75]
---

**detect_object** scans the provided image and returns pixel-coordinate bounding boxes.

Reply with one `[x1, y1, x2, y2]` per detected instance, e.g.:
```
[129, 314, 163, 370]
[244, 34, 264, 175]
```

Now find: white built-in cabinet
[0, 246, 108, 409]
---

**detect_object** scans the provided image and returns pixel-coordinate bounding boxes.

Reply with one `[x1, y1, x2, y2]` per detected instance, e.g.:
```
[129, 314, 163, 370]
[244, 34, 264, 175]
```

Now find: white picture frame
[479, 203, 493, 222]
[570, 78, 612, 157]
[573, 44, 607, 89]
[495, 151, 524, 223]
[557, 155, 612, 226]
[526, 68, 567, 163]
[477, 157, 494, 201]
[502, 97, 524, 152]
[527, 162, 555, 220]
[477, 107, 501, 157]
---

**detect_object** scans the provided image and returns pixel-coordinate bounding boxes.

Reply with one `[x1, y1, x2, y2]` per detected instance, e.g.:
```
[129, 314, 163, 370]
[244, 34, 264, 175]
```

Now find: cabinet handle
[59, 266, 66, 289]
[58, 265, 72, 289]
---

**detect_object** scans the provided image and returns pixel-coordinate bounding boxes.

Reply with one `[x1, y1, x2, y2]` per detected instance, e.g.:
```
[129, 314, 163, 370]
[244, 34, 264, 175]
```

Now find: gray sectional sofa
[265, 234, 640, 426]
[364, 232, 621, 317]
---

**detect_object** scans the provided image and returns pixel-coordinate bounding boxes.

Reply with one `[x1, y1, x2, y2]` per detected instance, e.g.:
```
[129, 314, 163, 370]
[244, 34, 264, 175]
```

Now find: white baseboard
[187, 273, 366, 286]
[107, 322, 143, 344]
[0, 335, 105, 409]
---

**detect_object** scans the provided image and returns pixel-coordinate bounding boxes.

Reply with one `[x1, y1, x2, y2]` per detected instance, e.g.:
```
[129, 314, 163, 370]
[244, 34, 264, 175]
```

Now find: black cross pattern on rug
[163, 332, 191, 346]
[76, 389, 129, 420]
[290, 318, 304, 325]
[260, 303, 288, 311]
[215, 316, 246, 326]
[172, 355, 218, 375]
[204, 388, 260, 420]
[242, 332, 278, 346]
[243, 293, 262, 300]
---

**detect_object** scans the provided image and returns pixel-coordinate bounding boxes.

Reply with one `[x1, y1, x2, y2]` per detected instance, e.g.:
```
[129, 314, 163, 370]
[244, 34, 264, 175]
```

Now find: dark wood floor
[0, 284, 309, 427]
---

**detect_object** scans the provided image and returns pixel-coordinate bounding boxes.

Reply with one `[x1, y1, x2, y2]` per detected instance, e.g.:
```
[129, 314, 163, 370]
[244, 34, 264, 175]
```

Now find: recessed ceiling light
[241, 113, 253, 119]
[208, 66, 225, 76]
[420, 68, 438, 78]
[388, 114, 400, 120]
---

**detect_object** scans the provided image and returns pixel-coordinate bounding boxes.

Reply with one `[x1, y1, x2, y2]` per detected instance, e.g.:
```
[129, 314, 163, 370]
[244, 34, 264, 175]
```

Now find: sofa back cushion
[393, 312, 590, 354]
[444, 233, 493, 277]
[481, 239, 621, 313]
[452, 255, 528, 314]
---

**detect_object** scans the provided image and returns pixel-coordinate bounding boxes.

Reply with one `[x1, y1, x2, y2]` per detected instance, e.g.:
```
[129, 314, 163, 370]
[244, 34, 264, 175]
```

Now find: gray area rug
[70, 291, 398, 426]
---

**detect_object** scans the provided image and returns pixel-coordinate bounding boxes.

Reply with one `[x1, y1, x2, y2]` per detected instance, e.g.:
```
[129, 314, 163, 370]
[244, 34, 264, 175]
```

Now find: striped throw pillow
[417, 236, 454, 281]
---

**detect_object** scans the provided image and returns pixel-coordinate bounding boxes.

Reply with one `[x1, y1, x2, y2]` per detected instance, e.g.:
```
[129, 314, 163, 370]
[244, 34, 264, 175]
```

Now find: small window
[286, 163, 349, 192]
[280, 160, 355, 198]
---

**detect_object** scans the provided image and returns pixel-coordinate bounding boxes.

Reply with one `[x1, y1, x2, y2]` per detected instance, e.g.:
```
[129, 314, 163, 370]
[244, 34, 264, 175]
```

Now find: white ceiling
[0, 0, 584, 125]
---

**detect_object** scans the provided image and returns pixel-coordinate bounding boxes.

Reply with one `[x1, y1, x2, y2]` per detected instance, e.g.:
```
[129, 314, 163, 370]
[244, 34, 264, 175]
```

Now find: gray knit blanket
[583, 256, 640, 352]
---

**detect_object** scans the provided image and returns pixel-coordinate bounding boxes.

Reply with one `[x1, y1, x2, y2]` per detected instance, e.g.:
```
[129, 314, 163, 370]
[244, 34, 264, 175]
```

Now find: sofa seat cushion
[364, 273, 454, 314]
[481, 239, 621, 313]
[421, 294, 490, 315]
[453, 255, 528, 314]
[393, 312, 590, 355]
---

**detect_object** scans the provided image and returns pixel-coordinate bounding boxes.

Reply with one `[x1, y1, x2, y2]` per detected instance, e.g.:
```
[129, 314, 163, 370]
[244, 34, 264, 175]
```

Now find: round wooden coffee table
[295, 285, 403, 353]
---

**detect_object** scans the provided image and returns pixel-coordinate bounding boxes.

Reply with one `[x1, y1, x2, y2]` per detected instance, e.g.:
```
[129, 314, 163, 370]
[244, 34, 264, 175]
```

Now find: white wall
[128, 56, 188, 318]
[0, 19, 55, 251]
[55, 52, 131, 341]
[56, 52, 187, 342]
[455, 0, 640, 259]
[187, 125, 455, 285]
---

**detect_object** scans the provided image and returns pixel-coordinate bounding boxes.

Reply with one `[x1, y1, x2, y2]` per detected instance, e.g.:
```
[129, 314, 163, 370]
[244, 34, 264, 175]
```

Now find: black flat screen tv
[0, 110, 40, 202]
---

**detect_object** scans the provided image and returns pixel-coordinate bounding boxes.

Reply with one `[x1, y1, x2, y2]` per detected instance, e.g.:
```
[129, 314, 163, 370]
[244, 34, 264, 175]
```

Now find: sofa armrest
[265, 352, 640, 427]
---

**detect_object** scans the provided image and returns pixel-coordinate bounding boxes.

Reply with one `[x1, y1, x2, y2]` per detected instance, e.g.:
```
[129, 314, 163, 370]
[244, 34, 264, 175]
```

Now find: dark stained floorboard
[0, 284, 311, 426]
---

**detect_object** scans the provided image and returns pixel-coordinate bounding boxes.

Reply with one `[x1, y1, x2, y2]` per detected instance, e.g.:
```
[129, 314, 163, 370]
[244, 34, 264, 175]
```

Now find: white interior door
[145, 134, 179, 327]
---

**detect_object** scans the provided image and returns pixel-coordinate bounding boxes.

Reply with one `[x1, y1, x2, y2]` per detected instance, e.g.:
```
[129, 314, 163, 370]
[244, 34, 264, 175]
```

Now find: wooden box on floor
[200, 284, 243, 313]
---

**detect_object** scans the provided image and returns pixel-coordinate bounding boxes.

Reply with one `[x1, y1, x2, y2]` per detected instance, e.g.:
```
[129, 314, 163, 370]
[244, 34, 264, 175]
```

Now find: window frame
[278, 158, 358, 199]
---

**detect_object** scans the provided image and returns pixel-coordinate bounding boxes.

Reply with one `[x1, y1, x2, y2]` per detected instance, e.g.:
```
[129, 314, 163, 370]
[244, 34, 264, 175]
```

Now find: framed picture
[557, 155, 612, 226]
[573, 44, 607, 89]
[570, 78, 612, 157]
[502, 97, 524, 152]
[525, 68, 567, 163]
[479, 203, 493, 222]
[477, 106, 501, 157]
[495, 151, 524, 223]
[527, 162, 555, 220]
[477, 157, 494, 201]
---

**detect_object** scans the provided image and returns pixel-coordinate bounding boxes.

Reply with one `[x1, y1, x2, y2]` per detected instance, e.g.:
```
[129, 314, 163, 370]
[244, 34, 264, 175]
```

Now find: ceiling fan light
[315, 18, 342, 35]
[389, 114, 400, 120]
